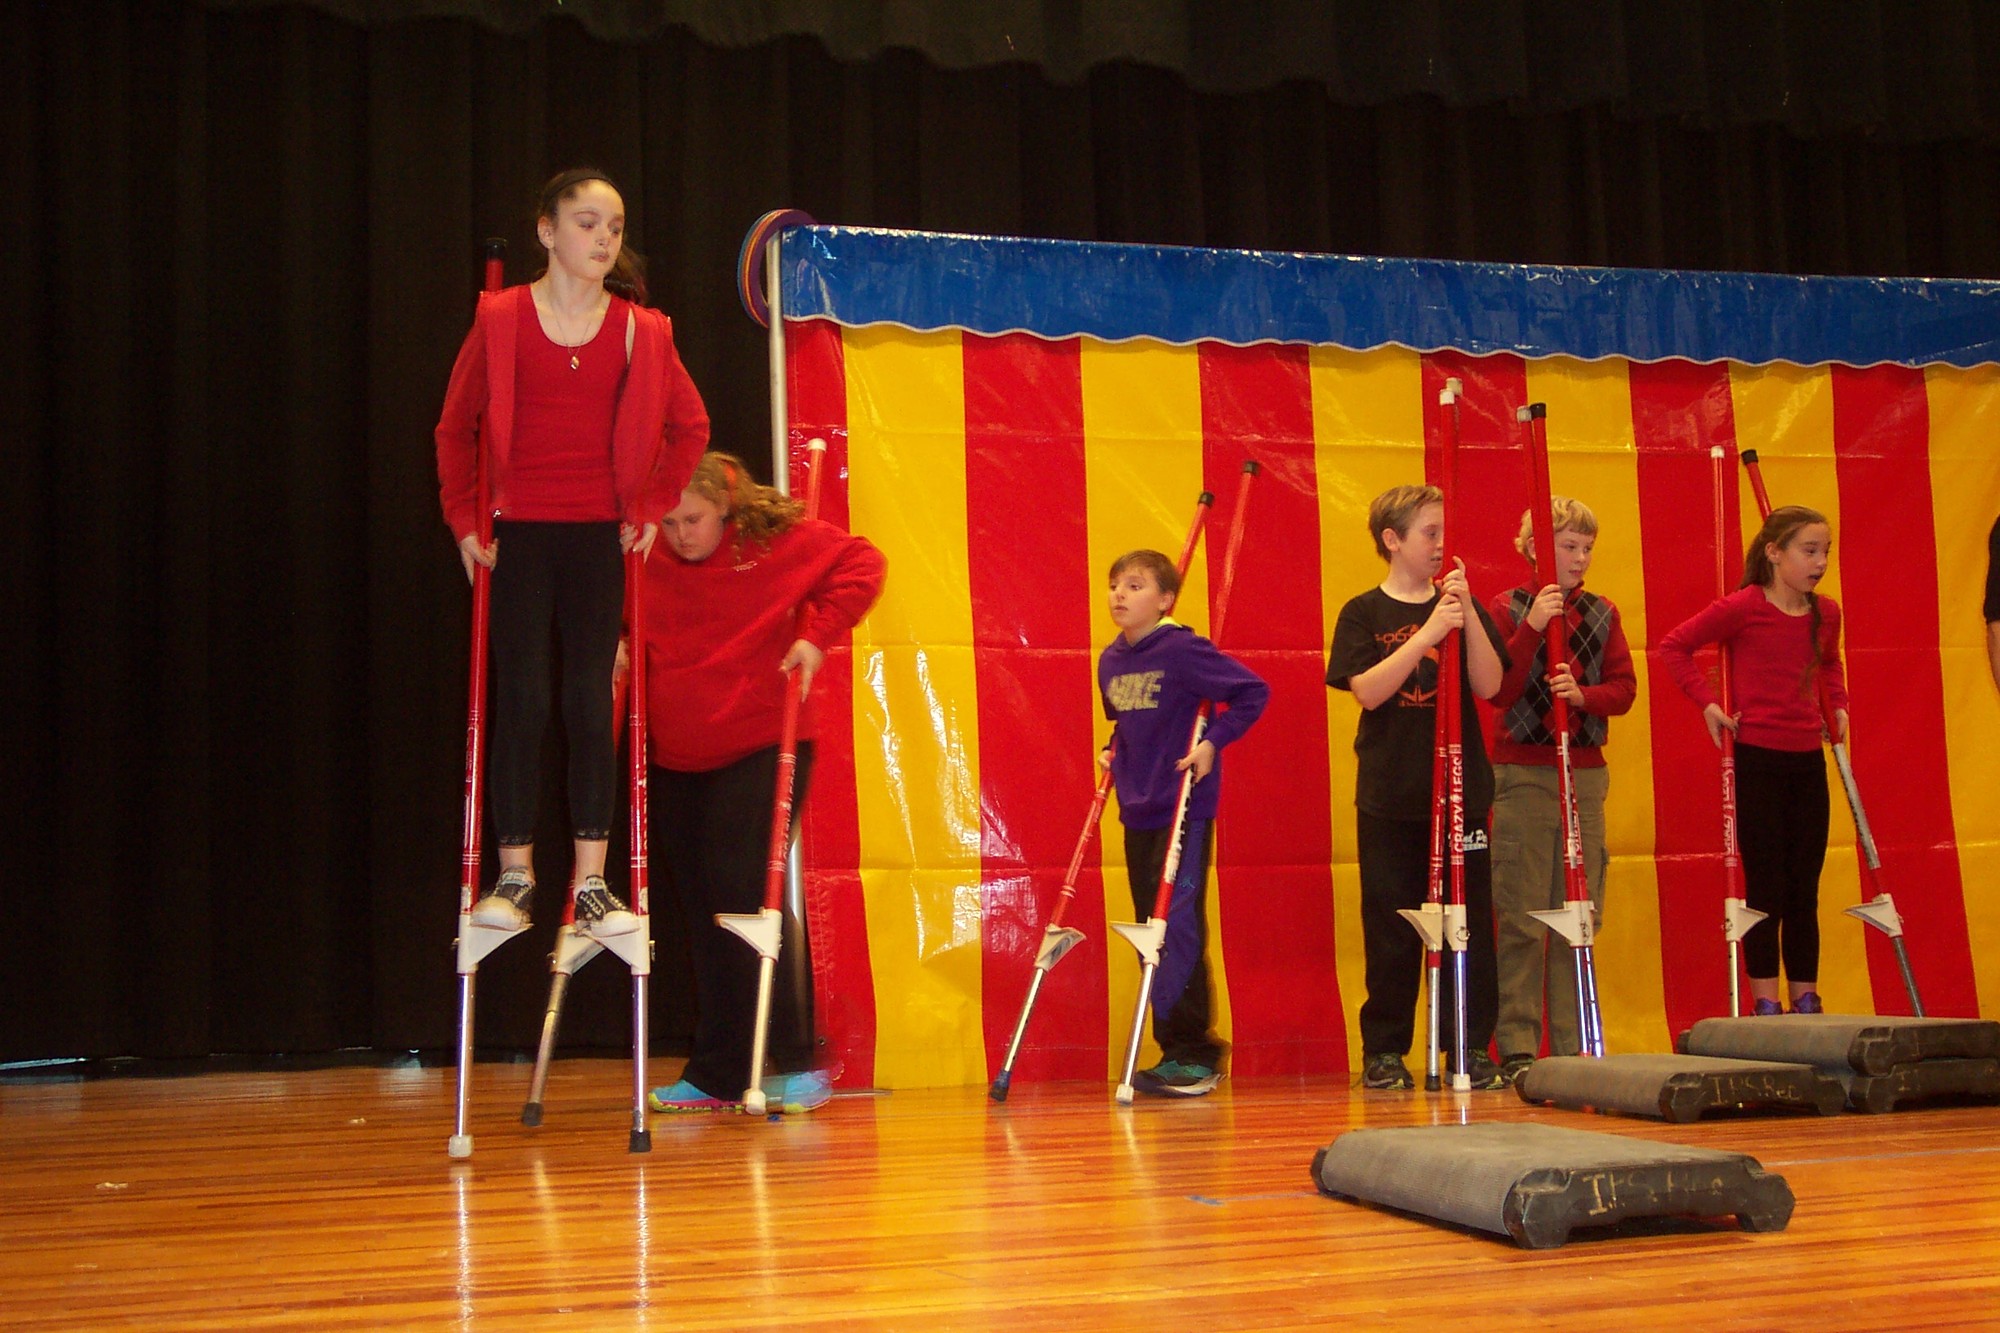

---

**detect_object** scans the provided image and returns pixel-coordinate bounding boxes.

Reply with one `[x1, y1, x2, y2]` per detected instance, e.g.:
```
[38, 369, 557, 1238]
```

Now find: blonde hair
[1367, 484, 1443, 560]
[1513, 496, 1600, 563]
[684, 451, 804, 547]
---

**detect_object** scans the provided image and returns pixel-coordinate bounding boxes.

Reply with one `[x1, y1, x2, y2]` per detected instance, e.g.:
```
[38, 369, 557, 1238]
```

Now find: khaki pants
[1490, 763, 1609, 1059]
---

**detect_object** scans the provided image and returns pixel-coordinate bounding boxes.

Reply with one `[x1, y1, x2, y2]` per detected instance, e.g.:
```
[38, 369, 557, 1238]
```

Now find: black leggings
[487, 519, 623, 845]
[1735, 742, 1829, 982]
[651, 744, 818, 1096]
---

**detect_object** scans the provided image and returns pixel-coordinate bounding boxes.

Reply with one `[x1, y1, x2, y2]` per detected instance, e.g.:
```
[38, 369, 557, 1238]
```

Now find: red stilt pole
[990, 489, 1215, 1101]
[1713, 446, 1764, 1016]
[1516, 403, 1605, 1057]
[449, 238, 509, 1160]
[1112, 461, 1260, 1106]
[624, 548, 654, 1150]
[1438, 384, 1471, 1092]
[1390, 381, 1473, 1090]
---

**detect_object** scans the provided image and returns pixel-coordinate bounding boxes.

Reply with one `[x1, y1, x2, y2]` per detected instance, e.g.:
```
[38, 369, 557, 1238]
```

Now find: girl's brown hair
[533, 168, 648, 304]
[685, 451, 805, 548]
[1741, 504, 1832, 697]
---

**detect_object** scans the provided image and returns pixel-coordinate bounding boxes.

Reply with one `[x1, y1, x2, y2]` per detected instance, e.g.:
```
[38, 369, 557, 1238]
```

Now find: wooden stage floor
[4, 1058, 1997, 1330]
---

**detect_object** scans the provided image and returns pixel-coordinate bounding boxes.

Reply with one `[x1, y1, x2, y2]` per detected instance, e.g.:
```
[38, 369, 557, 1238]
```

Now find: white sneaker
[470, 867, 534, 930]
[573, 877, 639, 937]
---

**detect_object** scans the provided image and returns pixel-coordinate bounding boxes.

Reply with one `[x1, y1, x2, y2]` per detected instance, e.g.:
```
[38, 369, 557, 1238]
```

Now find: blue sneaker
[1753, 998, 1784, 1016]
[647, 1078, 741, 1114]
[760, 1069, 831, 1113]
[1790, 992, 1824, 1014]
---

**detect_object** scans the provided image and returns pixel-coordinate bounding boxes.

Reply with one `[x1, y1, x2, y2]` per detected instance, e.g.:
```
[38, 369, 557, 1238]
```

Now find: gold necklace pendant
[569, 352, 580, 371]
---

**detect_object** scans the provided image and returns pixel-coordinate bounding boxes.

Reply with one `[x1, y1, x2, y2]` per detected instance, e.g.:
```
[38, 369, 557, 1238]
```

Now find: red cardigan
[435, 285, 709, 541]
[642, 517, 887, 772]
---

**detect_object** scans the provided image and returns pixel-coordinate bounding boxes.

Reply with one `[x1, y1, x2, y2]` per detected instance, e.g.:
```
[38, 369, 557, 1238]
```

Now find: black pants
[1124, 822, 1223, 1069]
[1736, 743, 1828, 982]
[1357, 810, 1498, 1060]
[487, 519, 624, 845]
[651, 744, 816, 1096]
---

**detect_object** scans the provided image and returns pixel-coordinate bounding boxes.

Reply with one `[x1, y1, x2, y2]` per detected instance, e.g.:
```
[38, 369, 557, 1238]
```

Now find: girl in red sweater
[435, 168, 708, 936]
[641, 453, 886, 1113]
[1659, 505, 1847, 1016]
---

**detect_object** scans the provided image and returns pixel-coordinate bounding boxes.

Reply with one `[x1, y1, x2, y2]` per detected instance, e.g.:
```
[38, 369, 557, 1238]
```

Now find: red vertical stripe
[1199, 344, 1344, 1077]
[1829, 366, 1980, 1015]
[1630, 359, 1742, 1036]
[1421, 351, 1535, 613]
[786, 317, 876, 1088]
[962, 334, 1108, 1081]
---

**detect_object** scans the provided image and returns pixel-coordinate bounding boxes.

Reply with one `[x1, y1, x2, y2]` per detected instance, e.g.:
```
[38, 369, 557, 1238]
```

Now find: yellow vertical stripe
[1526, 357, 1668, 1050]
[1311, 345, 1425, 1068]
[1726, 365, 1869, 1007]
[1079, 338, 1228, 1078]
[844, 325, 988, 1087]
[1925, 365, 2000, 1017]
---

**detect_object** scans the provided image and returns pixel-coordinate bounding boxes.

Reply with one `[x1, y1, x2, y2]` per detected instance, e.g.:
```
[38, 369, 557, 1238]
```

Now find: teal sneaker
[647, 1078, 741, 1114]
[1134, 1060, 1219, 1097]
[760, 1069, 832, 1113]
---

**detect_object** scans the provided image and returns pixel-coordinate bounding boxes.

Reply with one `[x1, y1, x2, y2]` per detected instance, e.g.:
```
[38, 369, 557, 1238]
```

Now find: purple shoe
[1753, 998, 1783, 1016]
[1790, 992, 1824, 1014]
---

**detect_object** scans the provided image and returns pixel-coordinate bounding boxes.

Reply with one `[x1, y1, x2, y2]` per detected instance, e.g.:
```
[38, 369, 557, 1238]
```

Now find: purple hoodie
[1098, 620, 1269, 831]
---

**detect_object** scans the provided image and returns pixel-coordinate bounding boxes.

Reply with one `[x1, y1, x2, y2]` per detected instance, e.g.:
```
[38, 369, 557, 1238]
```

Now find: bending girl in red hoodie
[641, 452, 885, 1113]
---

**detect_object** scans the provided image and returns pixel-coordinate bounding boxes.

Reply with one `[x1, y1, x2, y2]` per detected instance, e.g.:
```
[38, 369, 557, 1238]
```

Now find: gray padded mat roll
[1517, 1053, 1844, 1121]
[1311, 1121, 1793, 1248]
[1840, 1057, 2000, 1113]
[1680, 1015, 2000, 1074]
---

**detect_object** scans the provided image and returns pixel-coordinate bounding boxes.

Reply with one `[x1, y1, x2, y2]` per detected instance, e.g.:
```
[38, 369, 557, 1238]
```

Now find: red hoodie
[642, 517, 886, 772]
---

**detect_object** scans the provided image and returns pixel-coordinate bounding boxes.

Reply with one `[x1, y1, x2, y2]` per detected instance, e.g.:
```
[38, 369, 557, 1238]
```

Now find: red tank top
[507, 291, 626, 522]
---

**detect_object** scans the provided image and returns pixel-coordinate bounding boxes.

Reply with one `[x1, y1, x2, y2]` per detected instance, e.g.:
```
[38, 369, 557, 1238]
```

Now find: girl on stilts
[641, 453, 885, 1112]
[1659, 505, 1848, 1015]
[436, 168, 709, 934]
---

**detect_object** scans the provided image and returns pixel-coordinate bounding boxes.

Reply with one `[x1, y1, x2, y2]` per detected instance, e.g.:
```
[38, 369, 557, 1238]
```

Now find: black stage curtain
[6, 0, 1998, 1064]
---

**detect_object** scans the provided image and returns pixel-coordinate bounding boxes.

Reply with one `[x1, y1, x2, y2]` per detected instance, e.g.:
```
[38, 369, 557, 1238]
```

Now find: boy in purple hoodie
[1099, 549, 1269, 1096]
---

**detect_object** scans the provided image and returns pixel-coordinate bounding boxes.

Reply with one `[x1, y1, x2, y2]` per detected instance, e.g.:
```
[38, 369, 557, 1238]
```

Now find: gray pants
[1490, 763, 1609, 1059]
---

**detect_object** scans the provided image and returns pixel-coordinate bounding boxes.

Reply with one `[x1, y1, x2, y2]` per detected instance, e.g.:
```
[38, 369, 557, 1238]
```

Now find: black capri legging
[1735, 742, 1829, 982]
[486, 519, 624, 845]
[651, 744, 818, 1096]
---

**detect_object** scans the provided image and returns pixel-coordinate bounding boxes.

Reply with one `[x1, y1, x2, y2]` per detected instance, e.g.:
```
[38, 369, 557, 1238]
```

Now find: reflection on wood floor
[3, 1058, 1997, 1330]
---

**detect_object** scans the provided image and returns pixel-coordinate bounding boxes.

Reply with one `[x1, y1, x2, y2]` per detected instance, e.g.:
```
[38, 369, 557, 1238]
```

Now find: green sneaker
[1135, 1060, 1220, 1097]
[1361, 1053, 1415, 1090]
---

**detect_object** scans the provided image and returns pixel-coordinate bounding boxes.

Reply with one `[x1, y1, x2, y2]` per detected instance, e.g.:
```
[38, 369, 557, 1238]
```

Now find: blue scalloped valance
[781, 226, 2000, 369]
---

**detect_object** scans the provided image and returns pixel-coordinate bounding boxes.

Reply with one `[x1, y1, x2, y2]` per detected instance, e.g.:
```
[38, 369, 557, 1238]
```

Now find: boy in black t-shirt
[1327, 484, 1510, 1091]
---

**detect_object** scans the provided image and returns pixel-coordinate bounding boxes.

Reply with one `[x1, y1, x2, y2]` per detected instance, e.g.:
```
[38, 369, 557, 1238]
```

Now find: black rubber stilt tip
[520, 1103, 543, 1127]
[629, 1129, 652, 1153]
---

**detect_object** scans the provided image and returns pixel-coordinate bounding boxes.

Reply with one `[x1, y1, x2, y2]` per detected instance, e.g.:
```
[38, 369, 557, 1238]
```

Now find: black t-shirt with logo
[1326, 585, 1508, 822]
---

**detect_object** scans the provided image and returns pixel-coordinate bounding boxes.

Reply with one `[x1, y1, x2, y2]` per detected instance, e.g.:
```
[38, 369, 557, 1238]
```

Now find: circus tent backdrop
[762, 226, 2000, 1089]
